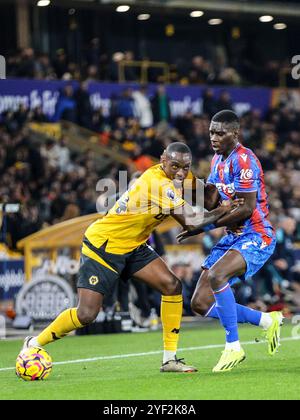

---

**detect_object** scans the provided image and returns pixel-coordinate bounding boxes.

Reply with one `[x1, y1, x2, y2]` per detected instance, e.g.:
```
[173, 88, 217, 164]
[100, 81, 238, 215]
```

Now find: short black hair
[212, 110, 240, 130]
[165, 142, 192, 157]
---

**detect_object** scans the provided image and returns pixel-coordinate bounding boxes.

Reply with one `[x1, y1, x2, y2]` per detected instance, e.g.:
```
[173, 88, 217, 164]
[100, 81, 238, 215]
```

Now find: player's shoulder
[235, 143, 255, 156]
[140, 164, 171, 186]
[211, 153, 220, 168]
[233, 144, 260, 166]
[142, 164, 162, 176]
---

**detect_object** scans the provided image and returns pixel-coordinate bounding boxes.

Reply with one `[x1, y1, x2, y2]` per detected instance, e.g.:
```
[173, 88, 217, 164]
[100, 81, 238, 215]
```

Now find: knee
[77, 306, 99, 325]
[160, 275, 182, 296]
[207, 269, 227, 291]
[191, 295, 210, 317]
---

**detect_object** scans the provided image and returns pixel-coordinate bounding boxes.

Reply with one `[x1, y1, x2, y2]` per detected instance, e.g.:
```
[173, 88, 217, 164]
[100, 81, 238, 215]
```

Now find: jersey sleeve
[233, 153, 259, 192]
[150, 180, 185, 212]
[206, 171, 215, 185]
[206, 154, 218, 185]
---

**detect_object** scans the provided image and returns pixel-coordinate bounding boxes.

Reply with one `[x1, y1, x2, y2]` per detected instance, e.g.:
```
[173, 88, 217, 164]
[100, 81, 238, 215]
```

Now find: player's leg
[191, 269, 268, 327]
[24, 288, 103, 349]
[197, 232, 282, 358]
[132, 257, 197, 372]
[131, 278, 152, 319]
[23, 254, 112, 349]
[203, 249, 246, 372]
[206, 249, 245, 345]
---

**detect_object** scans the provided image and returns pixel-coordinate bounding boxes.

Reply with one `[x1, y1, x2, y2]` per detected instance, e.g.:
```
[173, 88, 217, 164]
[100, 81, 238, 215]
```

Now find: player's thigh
[77, 288, 104, 324]
[207, 249, 246, 288]
[191, 269, 215, 314]
[132, 257, 182, 295]
[77, 255, 119, 322]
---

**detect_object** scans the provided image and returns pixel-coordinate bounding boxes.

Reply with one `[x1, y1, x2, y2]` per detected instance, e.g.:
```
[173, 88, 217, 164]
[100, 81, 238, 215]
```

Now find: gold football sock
[37, 308, 83, 346]
[161, 295, 183, 352]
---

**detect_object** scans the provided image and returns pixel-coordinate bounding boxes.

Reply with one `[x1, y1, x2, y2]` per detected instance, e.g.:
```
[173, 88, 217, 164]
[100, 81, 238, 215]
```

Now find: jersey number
[116, 195, 129, 214]
[154, 213, 168, 221]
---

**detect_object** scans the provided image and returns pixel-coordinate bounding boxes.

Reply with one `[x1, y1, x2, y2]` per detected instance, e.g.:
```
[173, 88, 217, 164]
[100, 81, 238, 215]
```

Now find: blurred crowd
[5, 41, 298, 87]
[1, 85, 300, 315]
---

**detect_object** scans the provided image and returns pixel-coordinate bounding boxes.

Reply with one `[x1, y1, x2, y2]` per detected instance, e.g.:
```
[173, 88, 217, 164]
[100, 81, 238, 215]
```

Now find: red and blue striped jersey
[207, 143, 274, 236]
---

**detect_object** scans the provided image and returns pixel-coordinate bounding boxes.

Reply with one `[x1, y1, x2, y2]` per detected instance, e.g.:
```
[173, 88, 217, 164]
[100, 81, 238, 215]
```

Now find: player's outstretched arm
[175, 198, 245, 243]
[176, 193, 251, 242]
[204, 183, 220, 211]
[184, 178, 220, 210]
[213, 191, 256, 228]
[171, 199, 243, 242]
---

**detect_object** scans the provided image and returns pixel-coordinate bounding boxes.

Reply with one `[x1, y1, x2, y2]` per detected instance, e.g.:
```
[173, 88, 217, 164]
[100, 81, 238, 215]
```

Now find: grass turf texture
[0, 322, 299, 400]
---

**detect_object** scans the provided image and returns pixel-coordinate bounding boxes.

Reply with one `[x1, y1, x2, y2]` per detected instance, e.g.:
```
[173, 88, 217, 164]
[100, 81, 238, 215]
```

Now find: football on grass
[16, 347, 52, 381]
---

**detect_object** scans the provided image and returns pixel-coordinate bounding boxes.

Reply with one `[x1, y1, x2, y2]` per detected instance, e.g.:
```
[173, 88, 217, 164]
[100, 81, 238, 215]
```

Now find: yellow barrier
[28, 122, 62, 139]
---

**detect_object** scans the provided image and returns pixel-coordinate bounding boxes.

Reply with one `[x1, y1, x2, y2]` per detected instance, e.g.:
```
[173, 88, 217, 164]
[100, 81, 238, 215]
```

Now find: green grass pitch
[0, 322, 299, 400]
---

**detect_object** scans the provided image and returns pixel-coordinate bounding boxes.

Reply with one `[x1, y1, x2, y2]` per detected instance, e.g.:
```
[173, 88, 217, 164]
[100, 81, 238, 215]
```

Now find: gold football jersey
[84, 164, 186, 254]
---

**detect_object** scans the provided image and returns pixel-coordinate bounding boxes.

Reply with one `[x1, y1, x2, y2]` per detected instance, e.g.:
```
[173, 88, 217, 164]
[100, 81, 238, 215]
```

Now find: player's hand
[176, 229, 201, 243]
[220, 198, 244, 213]
[227, 225, 244, 234]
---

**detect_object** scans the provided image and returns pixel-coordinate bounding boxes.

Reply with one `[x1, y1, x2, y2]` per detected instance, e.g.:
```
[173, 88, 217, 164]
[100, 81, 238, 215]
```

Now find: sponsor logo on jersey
[240, 169, 253, 180]
[146, 244, 155, 252]
[260, 241, 268, 249]
[215, 182, 235, 195]
[240, 153, 248, 162]
[241, 241, 258, 250]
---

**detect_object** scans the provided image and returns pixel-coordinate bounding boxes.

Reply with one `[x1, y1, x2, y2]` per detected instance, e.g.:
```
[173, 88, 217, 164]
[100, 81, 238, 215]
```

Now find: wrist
[202, 223, 216, 232]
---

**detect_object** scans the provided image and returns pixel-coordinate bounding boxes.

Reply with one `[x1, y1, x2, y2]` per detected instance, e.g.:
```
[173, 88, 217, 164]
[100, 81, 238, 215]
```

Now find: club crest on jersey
[89, 275, 99, 286]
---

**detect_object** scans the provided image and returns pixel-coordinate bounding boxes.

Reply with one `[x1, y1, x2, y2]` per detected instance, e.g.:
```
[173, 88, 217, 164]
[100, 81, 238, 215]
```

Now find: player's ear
[160, 151, 166, 164]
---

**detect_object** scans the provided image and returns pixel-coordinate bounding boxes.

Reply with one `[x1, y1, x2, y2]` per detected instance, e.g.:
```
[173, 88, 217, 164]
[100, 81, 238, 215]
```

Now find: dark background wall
[0, 3, 299, 68]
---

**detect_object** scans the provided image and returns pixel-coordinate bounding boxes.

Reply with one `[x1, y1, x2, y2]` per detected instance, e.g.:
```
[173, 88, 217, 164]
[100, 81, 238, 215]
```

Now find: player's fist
[220, 198, 244, 213]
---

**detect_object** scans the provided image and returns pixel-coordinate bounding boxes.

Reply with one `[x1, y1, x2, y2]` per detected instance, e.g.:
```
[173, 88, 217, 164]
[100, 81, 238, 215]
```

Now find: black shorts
[77, 239, 159, 296]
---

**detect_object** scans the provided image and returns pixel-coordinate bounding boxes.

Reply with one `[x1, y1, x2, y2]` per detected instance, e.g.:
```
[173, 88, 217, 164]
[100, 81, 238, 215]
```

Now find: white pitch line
[0, 336, 299, 373]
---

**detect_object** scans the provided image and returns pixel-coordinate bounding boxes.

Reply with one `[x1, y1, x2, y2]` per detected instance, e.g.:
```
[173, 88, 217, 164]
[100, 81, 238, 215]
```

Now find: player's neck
[160, 164, 167, 177]
[221, 142, 239, 160]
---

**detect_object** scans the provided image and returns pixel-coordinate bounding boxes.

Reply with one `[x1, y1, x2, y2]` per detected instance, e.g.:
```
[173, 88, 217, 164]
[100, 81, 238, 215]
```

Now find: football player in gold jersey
[23, 142, 240, 372]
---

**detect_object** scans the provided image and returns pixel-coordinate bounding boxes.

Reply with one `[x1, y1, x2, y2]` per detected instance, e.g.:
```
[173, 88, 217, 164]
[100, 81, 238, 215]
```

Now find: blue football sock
[213, 282, 239, 343]
[206, 303, 262, 326]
